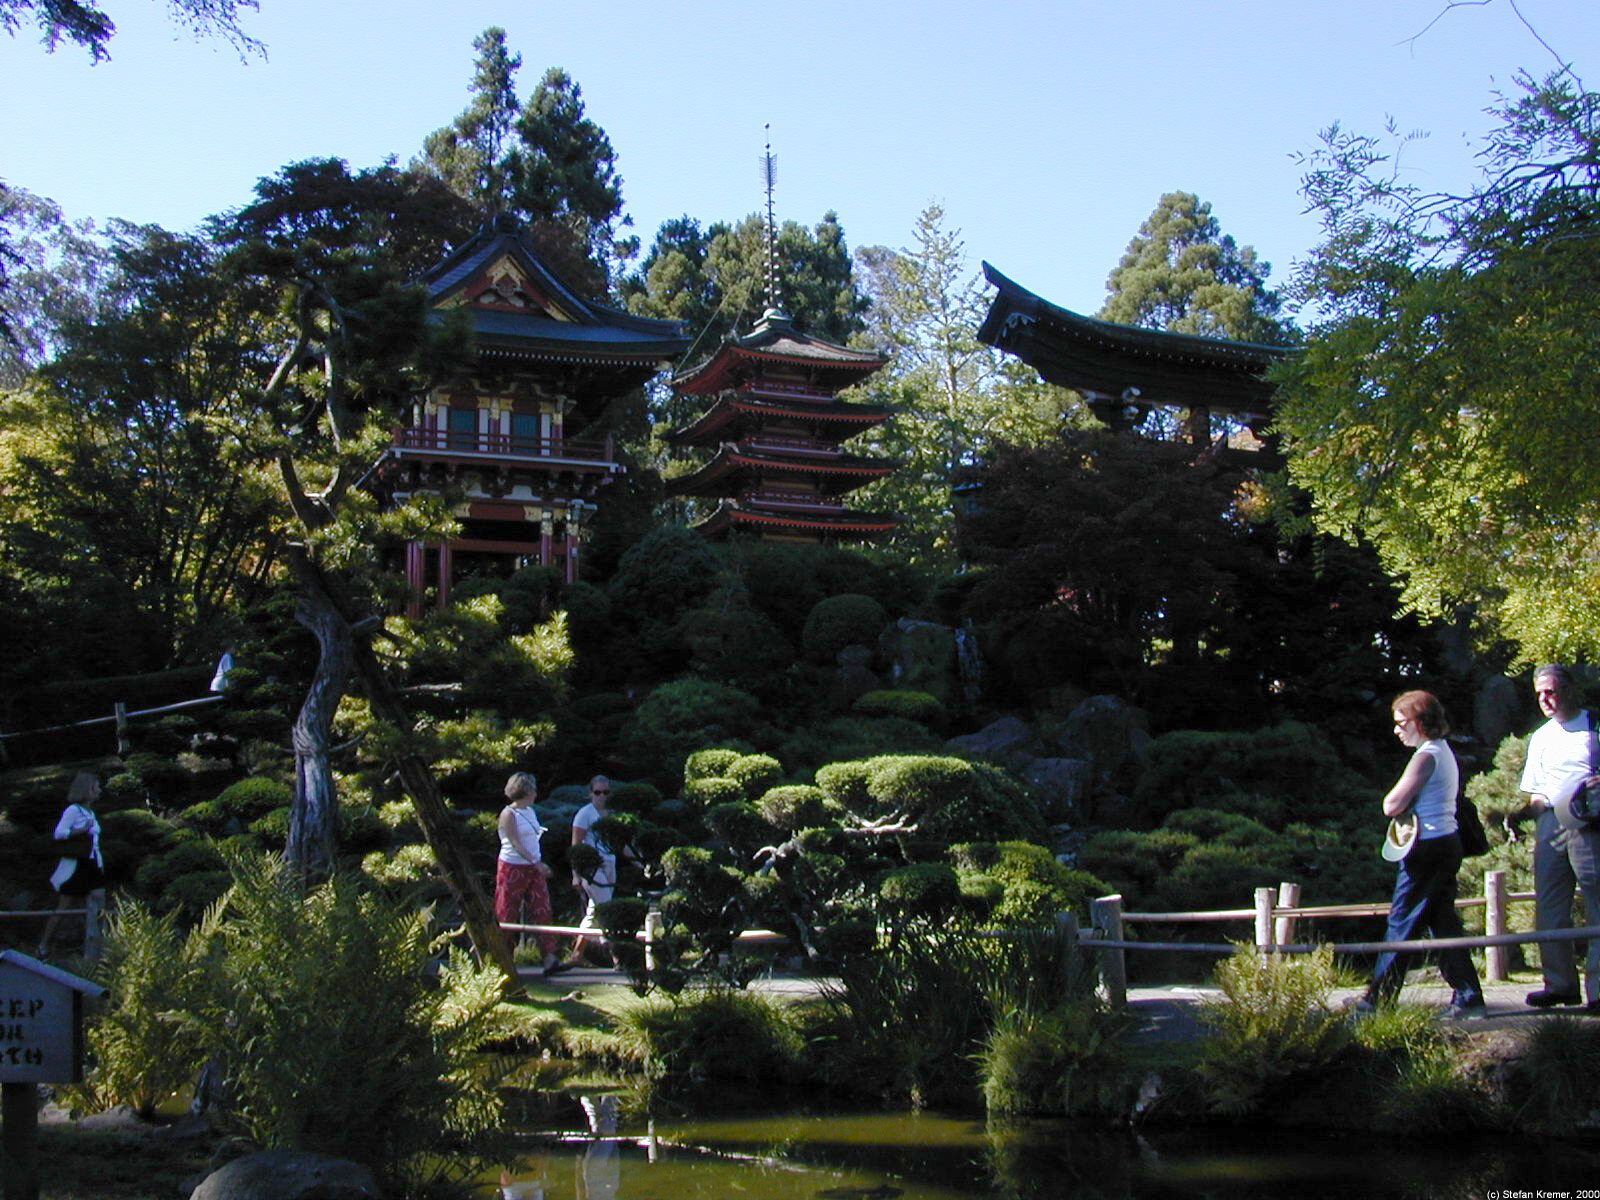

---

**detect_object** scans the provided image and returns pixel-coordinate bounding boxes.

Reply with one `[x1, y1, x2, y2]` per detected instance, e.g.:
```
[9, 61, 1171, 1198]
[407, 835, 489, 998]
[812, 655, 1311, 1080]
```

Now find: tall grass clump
[979, 931, 1128, 1117]
[1196, 944, 1350, 1115]
[611, 987, 803, 1090]
[826, 921, 1114, 1109]
[1350, 1004, 1492, 1131]
[1509, 1016, 1600, 1127]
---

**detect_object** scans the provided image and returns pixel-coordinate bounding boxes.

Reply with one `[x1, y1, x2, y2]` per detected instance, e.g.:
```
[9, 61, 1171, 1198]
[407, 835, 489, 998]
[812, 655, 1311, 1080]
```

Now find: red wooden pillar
[436, 542, 454, 609]
[404, 541, 425, 620]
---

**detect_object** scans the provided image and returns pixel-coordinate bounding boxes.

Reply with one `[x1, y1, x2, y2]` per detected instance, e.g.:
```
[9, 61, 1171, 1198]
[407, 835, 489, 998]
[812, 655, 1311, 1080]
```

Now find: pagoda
[665, 309, 897, 541]
[665, 148, 897, 542]
[366, 216, 690, 612]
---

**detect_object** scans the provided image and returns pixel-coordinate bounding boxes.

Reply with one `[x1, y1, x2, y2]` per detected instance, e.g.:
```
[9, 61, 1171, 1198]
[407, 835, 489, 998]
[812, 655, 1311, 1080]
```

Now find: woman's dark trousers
[1368, 833, 1484, 1005]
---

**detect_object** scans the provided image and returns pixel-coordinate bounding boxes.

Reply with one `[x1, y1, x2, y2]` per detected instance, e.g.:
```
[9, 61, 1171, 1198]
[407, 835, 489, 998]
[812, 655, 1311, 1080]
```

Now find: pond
[487, 1093, 1600, 1200]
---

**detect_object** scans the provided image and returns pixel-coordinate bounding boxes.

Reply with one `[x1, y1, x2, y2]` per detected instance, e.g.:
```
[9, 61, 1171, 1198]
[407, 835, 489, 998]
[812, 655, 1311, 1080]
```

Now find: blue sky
[2, 0, 1594, 316]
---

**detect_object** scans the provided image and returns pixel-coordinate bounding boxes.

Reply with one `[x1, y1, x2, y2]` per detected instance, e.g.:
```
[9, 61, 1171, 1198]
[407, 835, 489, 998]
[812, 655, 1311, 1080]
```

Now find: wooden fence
[1079, 868, 1595, 1008]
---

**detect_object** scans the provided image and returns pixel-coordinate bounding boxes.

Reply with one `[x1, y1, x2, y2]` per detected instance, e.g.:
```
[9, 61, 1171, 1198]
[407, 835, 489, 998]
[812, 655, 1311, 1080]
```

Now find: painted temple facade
[665, 307, 898, 542]
[366, 218, 690, 612]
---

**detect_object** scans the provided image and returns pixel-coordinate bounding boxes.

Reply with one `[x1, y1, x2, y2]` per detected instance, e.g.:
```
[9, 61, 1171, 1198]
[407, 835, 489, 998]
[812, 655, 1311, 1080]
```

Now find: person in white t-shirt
[564, 776, 633, 968]
[38, 771, 106, 959]
[1519, 664, 1600, 1010]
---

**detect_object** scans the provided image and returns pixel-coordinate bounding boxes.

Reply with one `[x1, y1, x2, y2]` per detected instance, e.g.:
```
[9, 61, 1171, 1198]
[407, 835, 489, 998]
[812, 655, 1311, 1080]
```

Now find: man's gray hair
[1534, 664, 1577, 688]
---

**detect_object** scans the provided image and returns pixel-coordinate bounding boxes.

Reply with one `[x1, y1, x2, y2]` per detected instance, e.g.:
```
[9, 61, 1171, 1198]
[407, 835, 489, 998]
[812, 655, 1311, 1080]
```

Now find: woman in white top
[495, 772, 561, 974]
[38, 771, 106, 959]
[1359, 690, 1486, 1018]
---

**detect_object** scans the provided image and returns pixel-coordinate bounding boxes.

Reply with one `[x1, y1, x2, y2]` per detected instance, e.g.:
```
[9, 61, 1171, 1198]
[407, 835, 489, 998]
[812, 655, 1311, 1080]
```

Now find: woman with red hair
[1357, 690, 1486, 1018]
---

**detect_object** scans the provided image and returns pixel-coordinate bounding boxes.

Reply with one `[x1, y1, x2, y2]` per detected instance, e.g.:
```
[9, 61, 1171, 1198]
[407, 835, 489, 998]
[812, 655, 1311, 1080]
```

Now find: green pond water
[487, 1094, 1600, 1199]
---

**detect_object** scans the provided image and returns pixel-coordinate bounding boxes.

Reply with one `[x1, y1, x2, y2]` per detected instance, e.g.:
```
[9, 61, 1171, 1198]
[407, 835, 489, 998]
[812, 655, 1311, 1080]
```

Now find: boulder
[880, 619, 959, 705]
[945, 716, 1041, 763]
[834, 644, 881, 705]
[188, 1150, 380, 1200]
[1019, 757, 1094, 822]
[1054, 695, 1149, 784]
[1473, 674, 1524, 750]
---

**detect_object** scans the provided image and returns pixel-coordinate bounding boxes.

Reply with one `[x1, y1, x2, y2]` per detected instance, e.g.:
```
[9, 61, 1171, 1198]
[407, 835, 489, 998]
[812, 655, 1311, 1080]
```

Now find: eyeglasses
[592, 788, 610, 796]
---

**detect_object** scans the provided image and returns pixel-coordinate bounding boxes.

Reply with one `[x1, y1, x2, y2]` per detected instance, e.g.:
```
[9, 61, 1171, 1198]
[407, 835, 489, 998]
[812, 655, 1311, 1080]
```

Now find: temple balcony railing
[739, 434, 840, 458]
[738, 489, 846, 513]
[393, 427, 617, 466]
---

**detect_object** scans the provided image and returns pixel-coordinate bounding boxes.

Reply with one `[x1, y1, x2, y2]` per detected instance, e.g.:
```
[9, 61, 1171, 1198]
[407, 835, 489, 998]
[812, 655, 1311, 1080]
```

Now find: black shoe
[1526, 988, 1582, 1008]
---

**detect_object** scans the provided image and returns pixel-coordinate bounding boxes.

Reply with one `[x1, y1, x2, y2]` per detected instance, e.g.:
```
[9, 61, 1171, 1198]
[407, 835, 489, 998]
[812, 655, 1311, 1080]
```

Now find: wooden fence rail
[1085, 868, 1583, 1009]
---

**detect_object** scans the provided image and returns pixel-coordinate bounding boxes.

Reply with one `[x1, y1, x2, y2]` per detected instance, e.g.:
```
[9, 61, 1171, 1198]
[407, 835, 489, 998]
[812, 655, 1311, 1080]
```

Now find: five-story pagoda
[665, 147, 898, 543]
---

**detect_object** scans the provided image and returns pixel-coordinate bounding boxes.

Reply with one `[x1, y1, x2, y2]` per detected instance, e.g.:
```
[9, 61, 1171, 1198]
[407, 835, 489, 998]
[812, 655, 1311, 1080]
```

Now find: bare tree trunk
[285, 551, 350, 881]
[350, 639, 519, 987]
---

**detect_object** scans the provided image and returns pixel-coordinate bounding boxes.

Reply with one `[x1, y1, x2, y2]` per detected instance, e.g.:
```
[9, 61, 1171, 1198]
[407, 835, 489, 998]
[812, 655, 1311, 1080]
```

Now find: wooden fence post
[113, 703, 129, 756]
[82, 891, 104, 964]
[1484, 869, 1509, 982]
[1090, 894, 1126, 1010]
[1274, 881, 1301, 949]
[644, 907, 663, 974]
[1255, 887, 1276, 954]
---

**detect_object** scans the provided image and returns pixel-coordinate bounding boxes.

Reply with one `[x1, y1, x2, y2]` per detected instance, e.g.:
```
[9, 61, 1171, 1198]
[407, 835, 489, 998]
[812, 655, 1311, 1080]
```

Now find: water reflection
[492, 1093, 1600, 1199]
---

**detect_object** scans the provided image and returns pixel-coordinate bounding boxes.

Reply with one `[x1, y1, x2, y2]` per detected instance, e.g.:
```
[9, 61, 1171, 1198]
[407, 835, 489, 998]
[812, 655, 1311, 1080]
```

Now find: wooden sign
[0, 952, 103, 1086]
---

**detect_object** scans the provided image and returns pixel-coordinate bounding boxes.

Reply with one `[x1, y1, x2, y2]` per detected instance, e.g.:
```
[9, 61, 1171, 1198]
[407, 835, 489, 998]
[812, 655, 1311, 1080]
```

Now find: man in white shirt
[1519, 664, 1600, 1009]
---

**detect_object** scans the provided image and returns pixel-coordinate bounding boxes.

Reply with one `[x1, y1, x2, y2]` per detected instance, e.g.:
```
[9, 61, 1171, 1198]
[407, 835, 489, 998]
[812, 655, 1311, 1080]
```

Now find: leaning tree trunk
[350, 639, 519, 986]
[285, 557, 352, 881]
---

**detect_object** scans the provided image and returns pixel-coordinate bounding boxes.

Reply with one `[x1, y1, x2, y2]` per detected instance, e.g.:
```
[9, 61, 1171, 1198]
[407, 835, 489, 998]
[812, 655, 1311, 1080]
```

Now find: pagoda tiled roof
[669, 392, 893, 446]
[421, 220, 691, 365]
[976, 263, 1291, 412]
[665, 441, 896, 499]
[693, 498, 898, 538]
[672, 309, 887, 394]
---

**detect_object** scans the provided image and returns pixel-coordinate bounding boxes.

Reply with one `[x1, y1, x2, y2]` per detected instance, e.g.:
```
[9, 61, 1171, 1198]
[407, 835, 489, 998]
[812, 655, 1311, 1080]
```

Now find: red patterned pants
[495, 859, 556, 957]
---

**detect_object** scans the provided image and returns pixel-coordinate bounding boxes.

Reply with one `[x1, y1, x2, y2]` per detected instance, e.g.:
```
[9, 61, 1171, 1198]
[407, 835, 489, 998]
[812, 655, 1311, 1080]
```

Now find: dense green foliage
[1274, 74, 1600, 662]
[1100, 190, 1288, 344]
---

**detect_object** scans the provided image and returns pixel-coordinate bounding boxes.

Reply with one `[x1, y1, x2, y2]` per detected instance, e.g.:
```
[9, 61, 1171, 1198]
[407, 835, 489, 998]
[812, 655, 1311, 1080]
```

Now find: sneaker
[1444, 1001, 1489, 1021]
[1526, 988, 1582, 1009]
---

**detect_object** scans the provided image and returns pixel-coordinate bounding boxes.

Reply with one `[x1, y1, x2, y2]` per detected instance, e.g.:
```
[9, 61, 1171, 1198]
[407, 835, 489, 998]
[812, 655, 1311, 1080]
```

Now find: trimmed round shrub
[157, 870, 231, 922]
[362, 843, 439, 887]
[878, 863, 961, 919]
[852, 690, 946, 726]
[591, 812, 641, 855]
[123, 752, 190, 801]
[215, 776, 292, 821]
[248, 807, 291, 842]
[635, 823, 690, 861]
[377, 800, 421, 838]
[817, 918, 877, 960]
[596, 897, 647, 939]
[757, 785, 830, 833]
[610, 781, 662, 813]
[704, 803, 778, 857]
[621, 680, 762, 787]
[795, 826, 839, 854]
[726, 754, 783, 800]
[135, 839, 225, 898]
[104, 772, 145, 804]
[684, 749, 743, 782]
[684, 775, 745, 811]
[801, 593, 887, 661]
[607, 525, 722, 618]
[814, 761, 873, 812]
[570, 843, 603, 882]
[135, 715, 199, 757]
[178, 800, 237, 837]
[868, 756, 974, 810]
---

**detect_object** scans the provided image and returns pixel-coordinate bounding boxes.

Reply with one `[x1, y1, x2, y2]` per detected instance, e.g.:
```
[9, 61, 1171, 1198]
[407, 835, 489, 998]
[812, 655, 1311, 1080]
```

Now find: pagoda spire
[761, 126, 788, 321]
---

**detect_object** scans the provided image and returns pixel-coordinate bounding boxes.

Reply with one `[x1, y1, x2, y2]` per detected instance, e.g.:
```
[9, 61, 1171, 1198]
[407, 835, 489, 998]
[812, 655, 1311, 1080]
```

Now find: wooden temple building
[975, 263, 1292, 463]
[665, 308, 898, 542]
[365, 217, 690, 612]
